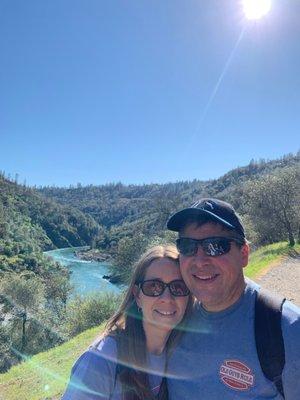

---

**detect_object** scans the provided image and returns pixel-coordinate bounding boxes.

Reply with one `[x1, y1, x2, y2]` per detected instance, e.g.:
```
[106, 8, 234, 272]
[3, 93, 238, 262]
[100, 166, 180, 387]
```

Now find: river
[45, 247, 121, 296]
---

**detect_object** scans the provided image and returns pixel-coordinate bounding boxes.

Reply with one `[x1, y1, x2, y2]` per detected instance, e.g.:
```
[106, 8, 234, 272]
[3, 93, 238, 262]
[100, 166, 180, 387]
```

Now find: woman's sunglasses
[137, 279, 190, 297]
[176, 236, 244, 257]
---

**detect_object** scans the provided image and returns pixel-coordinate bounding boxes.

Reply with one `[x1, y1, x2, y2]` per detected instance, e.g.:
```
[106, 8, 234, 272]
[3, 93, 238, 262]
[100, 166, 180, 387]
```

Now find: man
[166, 198, 300, 399]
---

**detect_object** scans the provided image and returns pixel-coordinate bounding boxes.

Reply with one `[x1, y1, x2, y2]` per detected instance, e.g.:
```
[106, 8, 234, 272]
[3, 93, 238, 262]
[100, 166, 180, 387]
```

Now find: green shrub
[64, 292, 122, 337]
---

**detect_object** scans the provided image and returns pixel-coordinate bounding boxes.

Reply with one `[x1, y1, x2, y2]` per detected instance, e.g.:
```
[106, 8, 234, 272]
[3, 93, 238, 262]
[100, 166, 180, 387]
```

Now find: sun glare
[242, 0, 272, 20]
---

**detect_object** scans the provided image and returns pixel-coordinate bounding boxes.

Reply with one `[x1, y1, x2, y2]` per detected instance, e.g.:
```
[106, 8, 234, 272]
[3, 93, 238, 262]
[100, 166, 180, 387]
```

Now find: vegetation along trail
[254, 254, 300, 307]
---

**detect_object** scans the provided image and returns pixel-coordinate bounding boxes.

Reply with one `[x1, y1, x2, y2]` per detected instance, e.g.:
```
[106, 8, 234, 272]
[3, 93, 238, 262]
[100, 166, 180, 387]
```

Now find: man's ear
[241, 243, 250, 269]
[132, 285, 142, 308]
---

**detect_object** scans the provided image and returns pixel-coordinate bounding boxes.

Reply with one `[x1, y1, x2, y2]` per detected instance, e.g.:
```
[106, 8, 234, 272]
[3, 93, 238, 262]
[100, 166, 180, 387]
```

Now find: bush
[64, 292, 122, 337]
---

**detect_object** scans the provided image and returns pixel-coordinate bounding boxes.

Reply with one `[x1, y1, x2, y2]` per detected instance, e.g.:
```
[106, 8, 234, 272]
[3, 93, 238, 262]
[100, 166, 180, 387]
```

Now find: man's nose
[193, 246, 211, 262]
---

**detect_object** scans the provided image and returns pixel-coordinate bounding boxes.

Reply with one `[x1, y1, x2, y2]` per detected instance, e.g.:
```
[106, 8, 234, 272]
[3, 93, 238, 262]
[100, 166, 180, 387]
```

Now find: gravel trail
[254, 254, 300, 307]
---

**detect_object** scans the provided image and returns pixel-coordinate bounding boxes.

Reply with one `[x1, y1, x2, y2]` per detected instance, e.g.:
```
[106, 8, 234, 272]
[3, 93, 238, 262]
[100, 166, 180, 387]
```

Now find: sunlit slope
[0, 325, 105, 400]
[1, 242, 299, 400]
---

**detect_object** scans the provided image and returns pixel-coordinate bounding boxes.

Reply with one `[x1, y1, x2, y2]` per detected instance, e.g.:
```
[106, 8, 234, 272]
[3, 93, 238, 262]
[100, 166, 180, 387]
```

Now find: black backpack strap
[255, 289, 286, 398]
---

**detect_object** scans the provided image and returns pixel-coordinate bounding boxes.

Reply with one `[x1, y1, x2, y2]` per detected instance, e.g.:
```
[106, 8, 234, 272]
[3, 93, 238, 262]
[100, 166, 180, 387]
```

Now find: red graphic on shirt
[219, 360, 254, 391]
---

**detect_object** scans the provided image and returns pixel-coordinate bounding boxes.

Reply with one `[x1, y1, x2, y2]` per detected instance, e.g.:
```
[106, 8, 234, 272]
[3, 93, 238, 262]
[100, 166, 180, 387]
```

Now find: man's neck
[202, 279, 246, 313]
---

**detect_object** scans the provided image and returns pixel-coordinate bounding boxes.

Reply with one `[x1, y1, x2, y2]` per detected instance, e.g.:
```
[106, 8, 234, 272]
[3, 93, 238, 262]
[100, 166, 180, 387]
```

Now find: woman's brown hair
[103, 244, 194, 400]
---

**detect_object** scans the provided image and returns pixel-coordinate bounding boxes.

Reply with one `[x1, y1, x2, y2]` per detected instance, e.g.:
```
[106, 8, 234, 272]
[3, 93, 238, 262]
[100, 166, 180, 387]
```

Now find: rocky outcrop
[75, 249, 111, 263]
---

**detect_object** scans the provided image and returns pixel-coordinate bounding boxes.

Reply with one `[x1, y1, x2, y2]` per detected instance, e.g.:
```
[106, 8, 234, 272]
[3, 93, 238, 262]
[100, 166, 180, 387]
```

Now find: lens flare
[242, 0, 271, 20]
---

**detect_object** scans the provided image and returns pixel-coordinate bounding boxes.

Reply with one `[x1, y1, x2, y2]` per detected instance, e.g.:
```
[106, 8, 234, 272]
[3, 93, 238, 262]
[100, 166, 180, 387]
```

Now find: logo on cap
[192, 200, 214, 210]
[203, 201, 214, 210]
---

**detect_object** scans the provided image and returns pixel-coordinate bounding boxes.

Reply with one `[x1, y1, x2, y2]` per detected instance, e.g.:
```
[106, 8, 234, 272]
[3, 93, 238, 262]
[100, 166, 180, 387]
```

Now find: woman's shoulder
[70, 335, 119, 375]
[91, 335, 118, 354]
[62, 336, 120, 399]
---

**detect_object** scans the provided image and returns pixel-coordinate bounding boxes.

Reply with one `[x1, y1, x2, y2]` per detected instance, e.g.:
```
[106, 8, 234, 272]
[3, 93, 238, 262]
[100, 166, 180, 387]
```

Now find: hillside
[1, 242, 299, 400]
[37, 152, 300, 283]
[0, 174, 101, 373]
[1, 153, 297, 259]
[39, 152, 300, 252]
[0, 173, 100, 251]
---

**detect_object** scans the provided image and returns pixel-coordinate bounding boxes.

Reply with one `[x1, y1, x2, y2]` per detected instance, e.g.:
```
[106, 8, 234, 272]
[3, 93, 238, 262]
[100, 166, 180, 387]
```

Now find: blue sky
[1, 0, 299, 187]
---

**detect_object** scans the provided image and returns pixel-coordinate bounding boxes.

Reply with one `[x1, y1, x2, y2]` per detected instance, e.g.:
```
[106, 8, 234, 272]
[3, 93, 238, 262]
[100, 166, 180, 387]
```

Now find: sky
[1, 0, 299, 187]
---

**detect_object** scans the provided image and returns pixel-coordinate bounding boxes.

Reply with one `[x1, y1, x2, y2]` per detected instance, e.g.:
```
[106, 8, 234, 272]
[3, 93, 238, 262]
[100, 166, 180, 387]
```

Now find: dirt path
[254, 254, 300, 307]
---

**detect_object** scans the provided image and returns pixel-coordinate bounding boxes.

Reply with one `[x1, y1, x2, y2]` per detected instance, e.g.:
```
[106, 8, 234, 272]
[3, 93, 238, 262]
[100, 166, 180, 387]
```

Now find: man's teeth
[194, 274, 217, 280]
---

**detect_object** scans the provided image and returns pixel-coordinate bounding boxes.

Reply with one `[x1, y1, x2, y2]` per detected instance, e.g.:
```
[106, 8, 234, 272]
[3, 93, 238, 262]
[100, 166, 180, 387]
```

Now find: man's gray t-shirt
[167, 280, 300, 399]
[62, 336, 166, 399]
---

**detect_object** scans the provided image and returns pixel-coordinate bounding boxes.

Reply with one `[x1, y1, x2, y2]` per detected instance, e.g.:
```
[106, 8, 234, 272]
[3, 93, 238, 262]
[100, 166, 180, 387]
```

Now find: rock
[75, 249, 111, 263]
[102, 274, 122, 284]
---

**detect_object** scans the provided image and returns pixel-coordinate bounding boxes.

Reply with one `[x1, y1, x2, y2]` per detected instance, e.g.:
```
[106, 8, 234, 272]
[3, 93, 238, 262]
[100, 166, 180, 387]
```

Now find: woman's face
[135, 257, 189, 334]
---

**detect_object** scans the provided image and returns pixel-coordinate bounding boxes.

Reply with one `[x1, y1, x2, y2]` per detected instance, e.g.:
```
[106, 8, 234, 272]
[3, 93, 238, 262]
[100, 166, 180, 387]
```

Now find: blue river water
[45, 247, 121, 296]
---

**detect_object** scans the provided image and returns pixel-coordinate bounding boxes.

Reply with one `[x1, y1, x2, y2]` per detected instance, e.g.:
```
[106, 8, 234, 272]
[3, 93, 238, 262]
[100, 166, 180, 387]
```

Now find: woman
[62, 244, 193, 400]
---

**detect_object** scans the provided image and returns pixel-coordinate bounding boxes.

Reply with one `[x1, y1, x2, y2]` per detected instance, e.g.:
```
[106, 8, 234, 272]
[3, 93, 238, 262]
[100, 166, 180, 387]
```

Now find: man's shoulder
[246, 279, 300, 328]
[282, 300, 300, 334]
[247, 277, 300, 326]
[251, 284, 300, 352]
[245, 278, 260, 294]
[282, 298, 300, 317]
[188, 280, 300, 326]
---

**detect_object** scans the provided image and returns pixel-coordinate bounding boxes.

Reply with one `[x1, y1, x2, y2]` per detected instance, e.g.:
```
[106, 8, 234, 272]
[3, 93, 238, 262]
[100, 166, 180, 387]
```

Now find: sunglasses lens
[141, 280, 164, 296]
[177, 237, 233, 257]
[169, 280, 190, 296]
[201, 238, 231, 256]
[140, 280, 190, 297]
[176, 238, 198, 256]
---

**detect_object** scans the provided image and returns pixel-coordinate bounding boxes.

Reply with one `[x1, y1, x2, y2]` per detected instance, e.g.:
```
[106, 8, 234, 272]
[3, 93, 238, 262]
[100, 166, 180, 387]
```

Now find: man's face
[179, 222, 249, 312]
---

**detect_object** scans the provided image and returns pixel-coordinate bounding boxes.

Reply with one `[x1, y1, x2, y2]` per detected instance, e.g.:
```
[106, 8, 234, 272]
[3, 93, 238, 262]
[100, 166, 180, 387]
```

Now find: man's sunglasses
[137, 279, 190, 297]
[176, 236, 244, 257]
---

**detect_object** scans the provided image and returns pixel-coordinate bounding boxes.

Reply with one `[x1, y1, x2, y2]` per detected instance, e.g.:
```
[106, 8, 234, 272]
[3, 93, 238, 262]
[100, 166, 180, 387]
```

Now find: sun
[242, 0, 272, 20]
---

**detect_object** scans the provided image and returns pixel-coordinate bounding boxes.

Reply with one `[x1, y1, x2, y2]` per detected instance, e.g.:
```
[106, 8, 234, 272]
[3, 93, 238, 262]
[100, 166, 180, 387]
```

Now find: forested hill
[0, 173, 99, 252]
[39, 152, 300, 248]
[1, 152, 298, 261]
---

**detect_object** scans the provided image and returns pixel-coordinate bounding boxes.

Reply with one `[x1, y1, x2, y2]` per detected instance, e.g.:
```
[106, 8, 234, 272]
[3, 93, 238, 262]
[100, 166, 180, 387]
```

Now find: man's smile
[192, 273, 219, 282]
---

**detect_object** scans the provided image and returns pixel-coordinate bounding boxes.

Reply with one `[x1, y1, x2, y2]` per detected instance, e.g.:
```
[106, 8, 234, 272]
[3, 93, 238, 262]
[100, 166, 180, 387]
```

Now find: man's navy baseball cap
[167, 198, 245, 238]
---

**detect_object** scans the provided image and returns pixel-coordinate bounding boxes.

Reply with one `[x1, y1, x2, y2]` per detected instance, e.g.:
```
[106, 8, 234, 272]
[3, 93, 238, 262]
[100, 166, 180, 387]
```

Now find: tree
[0, 273, 45, 351]
[150, 186, 184, 231]
[109, 233, 150, 283]
[0, 326, 13, 372]
[0, 203, 7, 238]
[243, 167, 300, 246]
